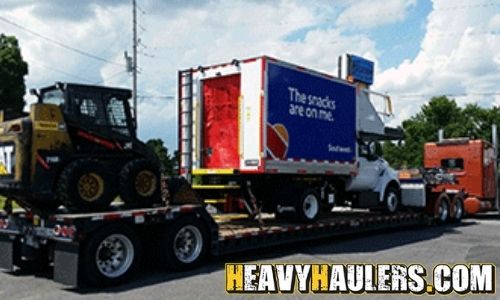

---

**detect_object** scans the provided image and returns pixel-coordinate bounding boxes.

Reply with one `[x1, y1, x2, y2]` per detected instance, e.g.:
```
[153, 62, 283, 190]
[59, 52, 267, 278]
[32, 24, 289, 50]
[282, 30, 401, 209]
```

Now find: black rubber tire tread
[119, 158, 161, 208]
[56, 159, 115, 212]
[435, 193, 450, 224]
[450, 194, 464, 223]
[383, 185, 400, 214]
[80, 224, 142, 287]
[160, 215, 208, 271]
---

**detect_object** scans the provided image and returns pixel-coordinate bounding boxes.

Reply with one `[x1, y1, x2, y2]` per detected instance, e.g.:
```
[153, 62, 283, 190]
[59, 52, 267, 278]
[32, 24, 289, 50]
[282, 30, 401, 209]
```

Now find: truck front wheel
[296, 189, 320, 222]
[161, 215, 208, 271]
[383, 186, 400, 213]
[80, 224, 142, 287]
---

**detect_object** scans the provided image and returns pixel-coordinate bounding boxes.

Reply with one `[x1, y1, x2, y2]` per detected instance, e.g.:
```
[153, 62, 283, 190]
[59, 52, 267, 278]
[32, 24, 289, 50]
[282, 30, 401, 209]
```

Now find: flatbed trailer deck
[0, 204, 430, 287]
[215, 211, 426, 255]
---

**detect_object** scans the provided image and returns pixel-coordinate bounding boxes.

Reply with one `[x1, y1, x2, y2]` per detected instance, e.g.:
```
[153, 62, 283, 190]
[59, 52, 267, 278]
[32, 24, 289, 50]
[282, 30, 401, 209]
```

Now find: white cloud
[489, 14, 500, 30]
[5, 0, 497, 152]
[3, 1, 380, 150]
[101, 1, 379, 149]
[374, 0, 500, 125]
[336, 0, 417, 29]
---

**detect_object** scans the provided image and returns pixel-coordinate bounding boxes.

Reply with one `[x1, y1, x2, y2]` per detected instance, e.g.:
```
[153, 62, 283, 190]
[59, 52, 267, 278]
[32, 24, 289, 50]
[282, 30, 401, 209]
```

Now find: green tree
[146, 138, 178, 175]
[383, 96, 500, 168]
[0, 34, 28, 118]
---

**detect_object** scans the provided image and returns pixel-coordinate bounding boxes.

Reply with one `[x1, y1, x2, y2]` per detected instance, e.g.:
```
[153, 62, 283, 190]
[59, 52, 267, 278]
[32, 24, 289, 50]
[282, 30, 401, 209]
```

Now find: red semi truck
[399, 126, 500, 220]
[424, 130, 499, 216]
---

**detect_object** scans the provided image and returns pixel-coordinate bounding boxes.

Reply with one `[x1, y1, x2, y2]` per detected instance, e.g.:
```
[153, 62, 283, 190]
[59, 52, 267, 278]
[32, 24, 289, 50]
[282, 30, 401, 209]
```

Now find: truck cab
[346, 141, 401, 213]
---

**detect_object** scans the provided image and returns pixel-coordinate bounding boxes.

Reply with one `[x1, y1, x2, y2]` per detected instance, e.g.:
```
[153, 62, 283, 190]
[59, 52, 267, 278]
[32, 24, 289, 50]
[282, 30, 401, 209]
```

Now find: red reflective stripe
[179, 205, 194, 213]
[36, 153, 50, 170]
[260, 57, 266, 173]
[242, 57, 258, 63]
[77, 130, 117, 150]
[103, 213, 121, 221]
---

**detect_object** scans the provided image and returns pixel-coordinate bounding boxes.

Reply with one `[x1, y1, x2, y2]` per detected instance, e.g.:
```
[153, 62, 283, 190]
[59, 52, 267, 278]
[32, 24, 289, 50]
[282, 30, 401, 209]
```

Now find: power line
[36, 63, 95, 84]
[138, 94, 174, 100]
[0, 15, 125, 67]
[94, 70, 128, 85]
[394, 92, 500, 99]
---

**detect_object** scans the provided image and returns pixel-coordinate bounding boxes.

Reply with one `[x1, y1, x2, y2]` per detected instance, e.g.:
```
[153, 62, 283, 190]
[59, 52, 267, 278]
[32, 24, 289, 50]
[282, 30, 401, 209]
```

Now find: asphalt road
[0, 215, 499, 300]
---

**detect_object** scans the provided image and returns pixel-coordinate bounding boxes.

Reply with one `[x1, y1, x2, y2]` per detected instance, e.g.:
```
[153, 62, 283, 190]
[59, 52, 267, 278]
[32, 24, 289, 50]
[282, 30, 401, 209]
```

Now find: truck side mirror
[369, 142, 376, 156]
[366, 141, 380, 161]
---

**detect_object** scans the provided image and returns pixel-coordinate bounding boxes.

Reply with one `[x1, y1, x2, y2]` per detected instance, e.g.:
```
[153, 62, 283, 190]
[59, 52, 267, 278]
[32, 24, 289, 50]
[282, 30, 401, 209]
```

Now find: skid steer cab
[0, 82, 161, 213]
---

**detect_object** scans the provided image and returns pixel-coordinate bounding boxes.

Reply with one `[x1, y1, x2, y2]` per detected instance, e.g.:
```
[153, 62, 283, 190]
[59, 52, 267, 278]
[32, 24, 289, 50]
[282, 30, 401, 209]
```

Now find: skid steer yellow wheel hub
[135, 170, 157, 197]
[78, 173, 104, 202]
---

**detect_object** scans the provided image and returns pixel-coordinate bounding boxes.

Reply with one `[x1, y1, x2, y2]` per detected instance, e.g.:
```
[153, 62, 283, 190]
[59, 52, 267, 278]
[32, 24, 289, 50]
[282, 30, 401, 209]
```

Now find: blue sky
[370, 0, 432, 69]
[0, 0, 499, 151]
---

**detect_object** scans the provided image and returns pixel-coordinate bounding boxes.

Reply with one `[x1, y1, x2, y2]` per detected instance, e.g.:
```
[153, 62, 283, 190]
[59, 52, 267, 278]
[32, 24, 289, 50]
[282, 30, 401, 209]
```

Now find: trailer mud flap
[0, 235, 15, 271]
[53, 241, 79, 286]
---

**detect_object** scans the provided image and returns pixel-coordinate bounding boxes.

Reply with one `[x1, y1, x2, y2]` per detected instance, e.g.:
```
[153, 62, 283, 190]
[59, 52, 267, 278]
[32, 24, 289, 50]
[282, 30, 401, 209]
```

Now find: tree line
[383, 96, 500, 169]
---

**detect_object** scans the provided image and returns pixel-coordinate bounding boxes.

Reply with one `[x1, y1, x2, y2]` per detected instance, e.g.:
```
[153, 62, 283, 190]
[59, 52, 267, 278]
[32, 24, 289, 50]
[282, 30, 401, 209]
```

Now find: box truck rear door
[202, 74, 240, 169]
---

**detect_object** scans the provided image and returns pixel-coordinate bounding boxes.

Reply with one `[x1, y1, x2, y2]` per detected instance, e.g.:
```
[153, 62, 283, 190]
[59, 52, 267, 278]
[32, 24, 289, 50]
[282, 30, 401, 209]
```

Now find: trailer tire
[451, 194, 464, 222]
[161, 215, 208, 271]
[80, 224, 142, 287]
[383, 185, 400, 214]
[57, 159, 115, 212]
[435, 193, 450, 224]
[296, 189, 320, 223]
[120, 159, 161, 208]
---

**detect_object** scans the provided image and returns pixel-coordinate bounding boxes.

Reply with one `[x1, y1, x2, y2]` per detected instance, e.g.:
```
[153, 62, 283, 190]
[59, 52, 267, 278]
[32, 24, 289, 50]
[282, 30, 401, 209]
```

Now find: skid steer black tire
[56, 159, 115, 212]
[119, 159, 161, 208]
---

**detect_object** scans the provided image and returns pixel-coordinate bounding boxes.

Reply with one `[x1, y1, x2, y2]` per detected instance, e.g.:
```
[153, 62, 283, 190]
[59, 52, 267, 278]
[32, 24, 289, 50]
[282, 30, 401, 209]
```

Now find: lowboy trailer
[0, 54, 461, 288]
[0, 200, 432, 287]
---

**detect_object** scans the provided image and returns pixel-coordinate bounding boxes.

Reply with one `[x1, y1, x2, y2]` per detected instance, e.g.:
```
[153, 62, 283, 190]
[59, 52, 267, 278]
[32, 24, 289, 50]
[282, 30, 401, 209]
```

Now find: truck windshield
[41, 89, 65, 106]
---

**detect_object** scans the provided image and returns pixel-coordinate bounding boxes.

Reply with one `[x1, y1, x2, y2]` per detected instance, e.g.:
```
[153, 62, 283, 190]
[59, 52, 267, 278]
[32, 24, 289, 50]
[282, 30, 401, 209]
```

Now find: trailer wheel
[57, 159, 115, 211]
[296, 189, 320, 223]
[161, 215, 208, 271]
[436, 193, 450, 224]
[451, 194, 464, 222]
[80, 224, 142, 287]
[383, 186, 400, 214]
[120, 159, 161, 208]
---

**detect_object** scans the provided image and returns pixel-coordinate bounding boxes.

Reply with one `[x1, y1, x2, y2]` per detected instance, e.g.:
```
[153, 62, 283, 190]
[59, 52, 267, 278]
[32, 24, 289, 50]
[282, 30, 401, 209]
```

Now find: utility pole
[132, 0, 138, 128]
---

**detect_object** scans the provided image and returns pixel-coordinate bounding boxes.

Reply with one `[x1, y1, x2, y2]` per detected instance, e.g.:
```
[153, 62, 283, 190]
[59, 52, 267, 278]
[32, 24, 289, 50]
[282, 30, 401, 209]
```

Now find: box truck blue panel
[266, 61, 356, 162]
